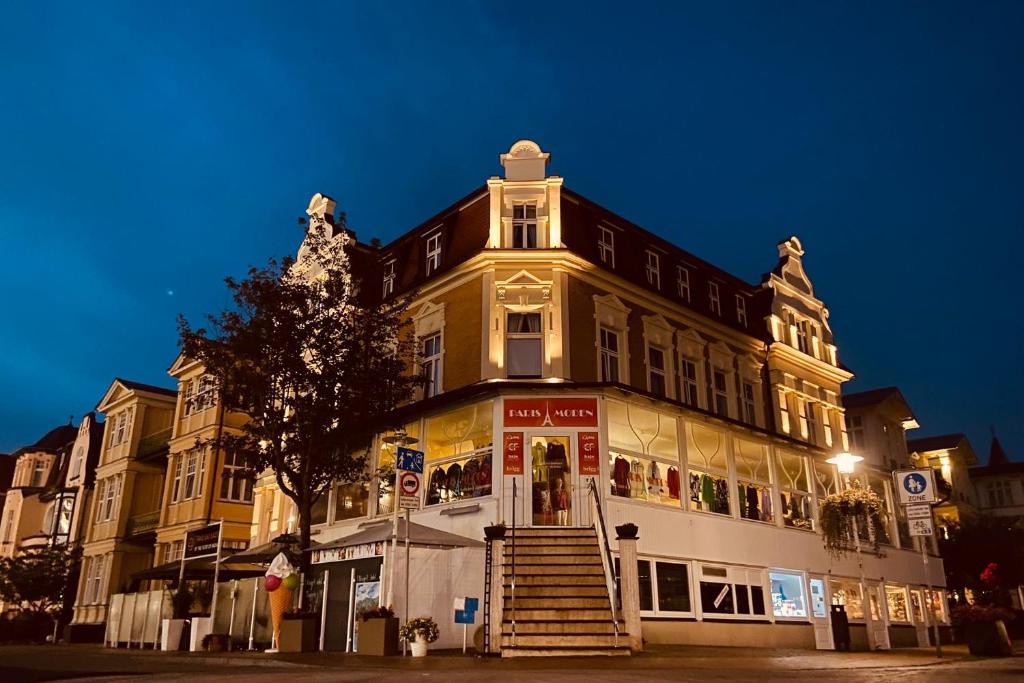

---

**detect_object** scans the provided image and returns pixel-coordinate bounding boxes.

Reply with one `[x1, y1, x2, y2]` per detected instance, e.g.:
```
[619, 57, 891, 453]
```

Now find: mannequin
[553, 477, 569, 525]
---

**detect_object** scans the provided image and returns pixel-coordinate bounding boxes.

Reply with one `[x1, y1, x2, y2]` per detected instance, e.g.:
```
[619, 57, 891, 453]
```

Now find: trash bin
[831, 604, 851, 651]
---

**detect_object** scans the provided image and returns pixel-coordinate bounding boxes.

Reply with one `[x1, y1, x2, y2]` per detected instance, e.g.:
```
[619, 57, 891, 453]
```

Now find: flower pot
[204, 633, 229, 652]
[160, 618, 186, 651]
[966, 620, 1012, 657]
[278, 615, 318, 653]
[358, 617, 399, 656]
[410, 634, 429, 657]
[615, 523, 638, 540]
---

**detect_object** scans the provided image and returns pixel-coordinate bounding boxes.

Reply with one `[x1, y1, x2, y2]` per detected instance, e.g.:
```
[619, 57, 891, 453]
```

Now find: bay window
[607, 400, 680, 507]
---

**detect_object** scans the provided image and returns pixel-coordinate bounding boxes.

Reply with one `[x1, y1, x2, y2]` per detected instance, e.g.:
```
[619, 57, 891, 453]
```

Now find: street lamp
[826, 451, 864, 475]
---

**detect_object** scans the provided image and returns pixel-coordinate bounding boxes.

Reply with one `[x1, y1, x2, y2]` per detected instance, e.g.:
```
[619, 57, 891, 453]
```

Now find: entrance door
[867, 582, 891, 650]
[910, 588, 930, 646]
[809, 576, 834, 650]
[528, 435, 573, 526]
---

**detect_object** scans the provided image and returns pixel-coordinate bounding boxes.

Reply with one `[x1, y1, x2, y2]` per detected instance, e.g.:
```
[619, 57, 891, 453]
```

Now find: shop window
[686, 423, 729, 516]
[770, 571, 808, 619]
[609, 451, 680, 508]
[606, 400, 678, 460]
[376, 421, 421, 516]
[776, 450, 814, 530]
[656, 561, 692, 613]
[423, 401, 494, 507]
[647, 346, 667, 397]
[334, 482, 369, 521]
[698, 565, 766, 618]
[733, 439, 773, 523]
[426, 451, 493, 506]
[530, 436, 571, 525]
[910, 589, 924, 623]
[886, 585, 909, 622]
[925, 590, 946, 623]
[831, 579, 865, 620]
[507, 312, 542, 378]
[599, 327, 620, 383]
[512, 203, 538, 248]
[680, 358, 699, 407]
[607, 402, 680, 507]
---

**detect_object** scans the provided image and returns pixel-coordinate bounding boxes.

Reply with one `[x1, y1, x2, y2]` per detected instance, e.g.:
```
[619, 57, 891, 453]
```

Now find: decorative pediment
[707, 341, 736, 371]
[413, 301, 446, 337]
[675, 327, 706, 359]
[496, 270, 551, 308]
[642, 313, 674, 349]
[593, 293, 631, 329]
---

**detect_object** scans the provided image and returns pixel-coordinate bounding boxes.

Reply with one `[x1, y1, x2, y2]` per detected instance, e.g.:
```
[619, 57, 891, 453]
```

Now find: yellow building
[70, 379, 176, 639]
[907, 433, 979, 532]
[153, 356, 253, 570]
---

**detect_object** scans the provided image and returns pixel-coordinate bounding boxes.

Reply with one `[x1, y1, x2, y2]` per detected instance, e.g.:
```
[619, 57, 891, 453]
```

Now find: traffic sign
[893, 469, 937, 505]
[909, 517, 934, 537]
[399, 471, 421, 509]
[906, 504, 932, 520]
[396, 447, 424, 474]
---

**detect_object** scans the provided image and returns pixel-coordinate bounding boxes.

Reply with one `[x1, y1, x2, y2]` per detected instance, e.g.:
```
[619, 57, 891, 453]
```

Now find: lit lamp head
[826, 451, 863, 475]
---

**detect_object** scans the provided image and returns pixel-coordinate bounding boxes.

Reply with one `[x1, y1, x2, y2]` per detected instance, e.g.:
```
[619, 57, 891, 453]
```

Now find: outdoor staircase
[501, 527, 630, 657]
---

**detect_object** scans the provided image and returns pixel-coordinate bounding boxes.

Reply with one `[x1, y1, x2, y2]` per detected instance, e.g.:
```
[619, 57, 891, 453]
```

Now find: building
[153, 356, 253, 571]
[907, 433, 979, 534]
[969, 433, 1024, 521]
[282, 140, 948, 653]
[70, 379, 176, 640]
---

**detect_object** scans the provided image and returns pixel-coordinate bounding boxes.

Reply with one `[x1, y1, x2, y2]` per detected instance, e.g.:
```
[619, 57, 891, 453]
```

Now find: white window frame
[512, 203, 538, 249]
[741, 381, 757, 425]
[709, 282, 721, 315]
[382, 259, 396, 298]
[506, 312, 543, 379]
[634, 557, 696, 617]
[421, 331, 444, 397]
[805, 401, 819, 445]
[425, 231, 442, 275]
[680, 358, 700, 407]
[598, 226, 615, 267]
[677, 266, 691, 301]
[769, 569, 811, 621]
[647, 345, 667, 397]
[31, 460, 47, 487]
[736, 295, 748, 326]
[599, 327, 621, 383]
[171, 453, 184, 502]
[219, 451, 253, 503]
[696, 563, 770, 621]
[712, 370, 729, 416]
[645, 250, 660, 289]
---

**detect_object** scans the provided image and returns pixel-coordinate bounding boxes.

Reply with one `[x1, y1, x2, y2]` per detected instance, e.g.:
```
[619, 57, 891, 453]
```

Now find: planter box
[161, 619, 186, 651]
[279, 616, 318, 653]
[190, 617, 212, 652]
[358, 617, 399, 656]
[966, 621, 1012, 657]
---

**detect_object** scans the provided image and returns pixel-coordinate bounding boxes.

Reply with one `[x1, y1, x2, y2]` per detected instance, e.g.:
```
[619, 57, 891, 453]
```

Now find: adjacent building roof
[115, 378, 177, 397]
[843, 386, 918, 428]
[907, 433, 967, 453]
[989, 434, 1010, 467]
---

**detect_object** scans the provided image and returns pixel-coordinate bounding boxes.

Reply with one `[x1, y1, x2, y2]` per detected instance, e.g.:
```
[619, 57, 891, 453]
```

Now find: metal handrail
[588, 477, 621, 642]
[510, 478, 517, 645]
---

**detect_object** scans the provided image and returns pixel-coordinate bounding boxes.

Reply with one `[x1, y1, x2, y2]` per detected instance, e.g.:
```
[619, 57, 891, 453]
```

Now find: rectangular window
[182, 380, 196, 417]
[171, 454, 184, 502]
[709, 282, 721, 315]
[382, 259, 396, 297]
[598, 226, 615, 267]
[421, 332, 443, 397]
[796, 320, 809, 354]
[770, 571, 808, 618]
[422, 404, 493, 507]
[194, 376, 216, 412]
[31, 460, 46, 487]
[656, 561, 692, 613]
[648, 347, 666, 397]
[680, 359, 699, 407]
[734, 439, 773, 523]
[645, 250, 660, 289]
[183, 450, 198, 500]
[831, 580, 865, 620]
[219, 451, 253, 503]
[115, 411, 127, 445]
[425, 232, 442, 275]
[676, 266, 690, 301]
[699, 565, 767, 618]
[512, 204, 538, 248]
[687, 430, 730, 516]
[94, 479, 106, 522]
[736, 295, 748, 326]
[848, 415, 864, 449]
[609, 451, 681, 508]
[805, 401, 819, 445]
[506, 313, 542, 378]
[886, 585, 910, 622]
[741, 382, 756, 425]
[712, 370, 729, 416]
[334, 482, 370, 521]
[599, 327, 620, 383]
[2, 509, 14, 543]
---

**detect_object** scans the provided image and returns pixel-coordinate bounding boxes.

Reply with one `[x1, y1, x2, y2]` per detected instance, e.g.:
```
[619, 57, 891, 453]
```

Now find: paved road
[1, 644, 1022, 682]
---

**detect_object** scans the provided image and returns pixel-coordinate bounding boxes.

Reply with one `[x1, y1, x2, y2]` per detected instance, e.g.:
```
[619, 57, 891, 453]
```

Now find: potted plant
[951, 604, 1014, 656]
[357, 605, 398, 656]
[202, 633, 230, 652]
[161, 585, 192, 651]
[278, 609, 318, 653]
[818, 482, 885, 558]
[399, 616, 440, 657]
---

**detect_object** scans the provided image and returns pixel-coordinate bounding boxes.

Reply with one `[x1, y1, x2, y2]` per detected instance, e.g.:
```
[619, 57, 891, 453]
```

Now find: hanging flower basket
[819, 483, 885, 558]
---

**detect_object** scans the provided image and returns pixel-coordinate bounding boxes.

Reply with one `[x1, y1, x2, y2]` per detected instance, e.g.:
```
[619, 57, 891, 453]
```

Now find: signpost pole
[920, 537, 942, 658]
[385, 433, 406, 610]
[404, 506, 411, 657]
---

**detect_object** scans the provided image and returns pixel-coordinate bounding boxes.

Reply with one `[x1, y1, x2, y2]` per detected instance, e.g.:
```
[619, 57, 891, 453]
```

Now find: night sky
[1, 2, 1021, 460]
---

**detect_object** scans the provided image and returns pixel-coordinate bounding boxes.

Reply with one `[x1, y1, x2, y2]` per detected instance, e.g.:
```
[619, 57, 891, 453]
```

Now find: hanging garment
[462, 458, 480, 498]
[647, 461, 663, 498]
[479, 454, 493, 494]
[779, 492, 789, 516]
[446, 463, 463, 499]
[427, 467, 446, 505]
[714, 478, 729, 514]
[737, 483, 747, 518]
[667, 467, 680, 499]
[613, 456, 631, 497]
[547, 442, 568, 470]
[689, 473, 702, 502]
[532, 441, 549, 483]
[761, 488, 773, 522]
[700, 474, 715, 510]
[553, 485, 569, 511]
[629, 459, 645, 498]
[746, 485, 760, 520]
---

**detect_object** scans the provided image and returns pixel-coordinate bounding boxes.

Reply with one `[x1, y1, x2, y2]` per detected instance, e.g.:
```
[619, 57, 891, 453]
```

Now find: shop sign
[183, 522, 222, 560]
[893, 469, 937, 505]
[909, 517, 934, 537]
[578, 432, 600, 475]
[503, 432, 524, 475]
[503, 397, 599, 428]
[313, 541, 386, 565]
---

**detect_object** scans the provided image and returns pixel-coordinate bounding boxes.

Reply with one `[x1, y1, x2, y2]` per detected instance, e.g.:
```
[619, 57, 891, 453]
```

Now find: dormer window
[31, 460, 46, 487]
[512, 204, 538, 248]
[382, 259, 396, 298]
[425, 232, 442, 275]
[677, 266, 690, 301]
[645, 250, 660, 289]
[709, 282, 721, 315]
[736, 295, 748, 327]
[598, 226, 615, 267]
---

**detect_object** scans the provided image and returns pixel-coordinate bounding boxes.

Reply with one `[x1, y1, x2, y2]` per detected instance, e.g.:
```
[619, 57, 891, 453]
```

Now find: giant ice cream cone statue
[264, 552, 298, 652]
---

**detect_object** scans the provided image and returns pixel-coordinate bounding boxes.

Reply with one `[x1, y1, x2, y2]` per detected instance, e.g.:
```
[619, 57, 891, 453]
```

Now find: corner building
[308, 140, 948, 651]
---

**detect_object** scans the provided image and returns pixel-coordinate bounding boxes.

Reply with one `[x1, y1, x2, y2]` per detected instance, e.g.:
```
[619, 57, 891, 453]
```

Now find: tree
[0, 545, 82, 638]
[939, 515, 1024, 607]
[178, 198, 423, 597]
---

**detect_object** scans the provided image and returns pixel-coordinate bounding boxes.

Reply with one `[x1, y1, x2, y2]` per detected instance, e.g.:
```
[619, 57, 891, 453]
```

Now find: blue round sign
[903, 473, 927, 495]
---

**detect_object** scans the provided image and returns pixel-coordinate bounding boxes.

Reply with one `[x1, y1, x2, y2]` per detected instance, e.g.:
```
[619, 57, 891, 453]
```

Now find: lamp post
[826, 451, 875, 650]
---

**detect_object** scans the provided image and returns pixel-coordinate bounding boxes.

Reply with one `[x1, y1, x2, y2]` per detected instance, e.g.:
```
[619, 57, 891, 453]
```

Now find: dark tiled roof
[971, 461, 1024, 476]
[842, 387, 903, 408]
[116, 378, 177, 397]
[32, 424, 77, 452]
[907, 433, 966, 453]
[989, 435, 1010, 467]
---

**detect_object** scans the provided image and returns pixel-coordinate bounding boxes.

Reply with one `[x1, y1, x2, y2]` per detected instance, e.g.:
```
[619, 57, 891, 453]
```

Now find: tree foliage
[939, 515, 1024, 607]
[0, 545, 82, 622]
[177, 204, 423, 584]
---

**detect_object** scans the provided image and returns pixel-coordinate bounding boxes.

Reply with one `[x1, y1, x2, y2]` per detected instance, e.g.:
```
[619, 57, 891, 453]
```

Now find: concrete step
[504, 554, 604, 566]
[504, 563, 604, 575]
[503, 620, 624, 634]
[507, 585, 610, 598]
[502, 646, 631, 658]
[504, 596, 610, 609]
[505, 544, 602, 554]
[501, 633, 625, 648]
[504, 535, 598, 546]
[506, 608, 614, 620]
[504, 574, 607, 587]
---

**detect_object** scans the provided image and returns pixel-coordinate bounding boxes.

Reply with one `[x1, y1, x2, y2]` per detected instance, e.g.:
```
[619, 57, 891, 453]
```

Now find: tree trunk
[298, 495, 313, 612]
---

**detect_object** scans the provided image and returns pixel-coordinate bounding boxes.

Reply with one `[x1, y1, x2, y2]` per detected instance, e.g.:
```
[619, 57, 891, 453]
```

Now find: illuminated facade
[907, 433, 979, 531]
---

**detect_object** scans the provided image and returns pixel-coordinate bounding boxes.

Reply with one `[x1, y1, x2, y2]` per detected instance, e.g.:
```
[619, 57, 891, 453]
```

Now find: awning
[132, 558, 265, 582]
[315, 519, 485, 552]
[220, 536, 318, 566]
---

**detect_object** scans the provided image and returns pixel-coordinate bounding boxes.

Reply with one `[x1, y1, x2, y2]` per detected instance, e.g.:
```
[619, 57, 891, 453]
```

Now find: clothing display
[689, 473, 701, 502]
[714, 478, 729, 513]
[425, 454, 493, 506]
[667, 467, 680, 499]
[700, 473, 715, 510]
[647, 461, 663, 498]
[746, 485, 760, 520]
[629, 458, 645, 498]
[532, 438, 571, 526]
[612, 455, 631, 497]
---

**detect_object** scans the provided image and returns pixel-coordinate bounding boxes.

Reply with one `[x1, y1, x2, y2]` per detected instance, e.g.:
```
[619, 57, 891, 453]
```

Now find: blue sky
[1, 1, 1021, 460]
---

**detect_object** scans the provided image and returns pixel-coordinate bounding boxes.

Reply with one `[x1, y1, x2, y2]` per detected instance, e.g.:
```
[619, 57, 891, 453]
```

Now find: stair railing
[588, 476, 621, 644]
[510, 477, 517, 646]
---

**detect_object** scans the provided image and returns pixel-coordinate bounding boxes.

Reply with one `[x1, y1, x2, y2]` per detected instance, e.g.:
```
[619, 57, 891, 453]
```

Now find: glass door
[808, 577, 834, 650]
[529, 435, 572, 526]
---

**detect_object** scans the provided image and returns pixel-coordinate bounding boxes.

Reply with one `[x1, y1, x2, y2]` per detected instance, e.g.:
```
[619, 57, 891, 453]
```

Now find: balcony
[125, 511, 159, 537]
[136, 428, 172, 460]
